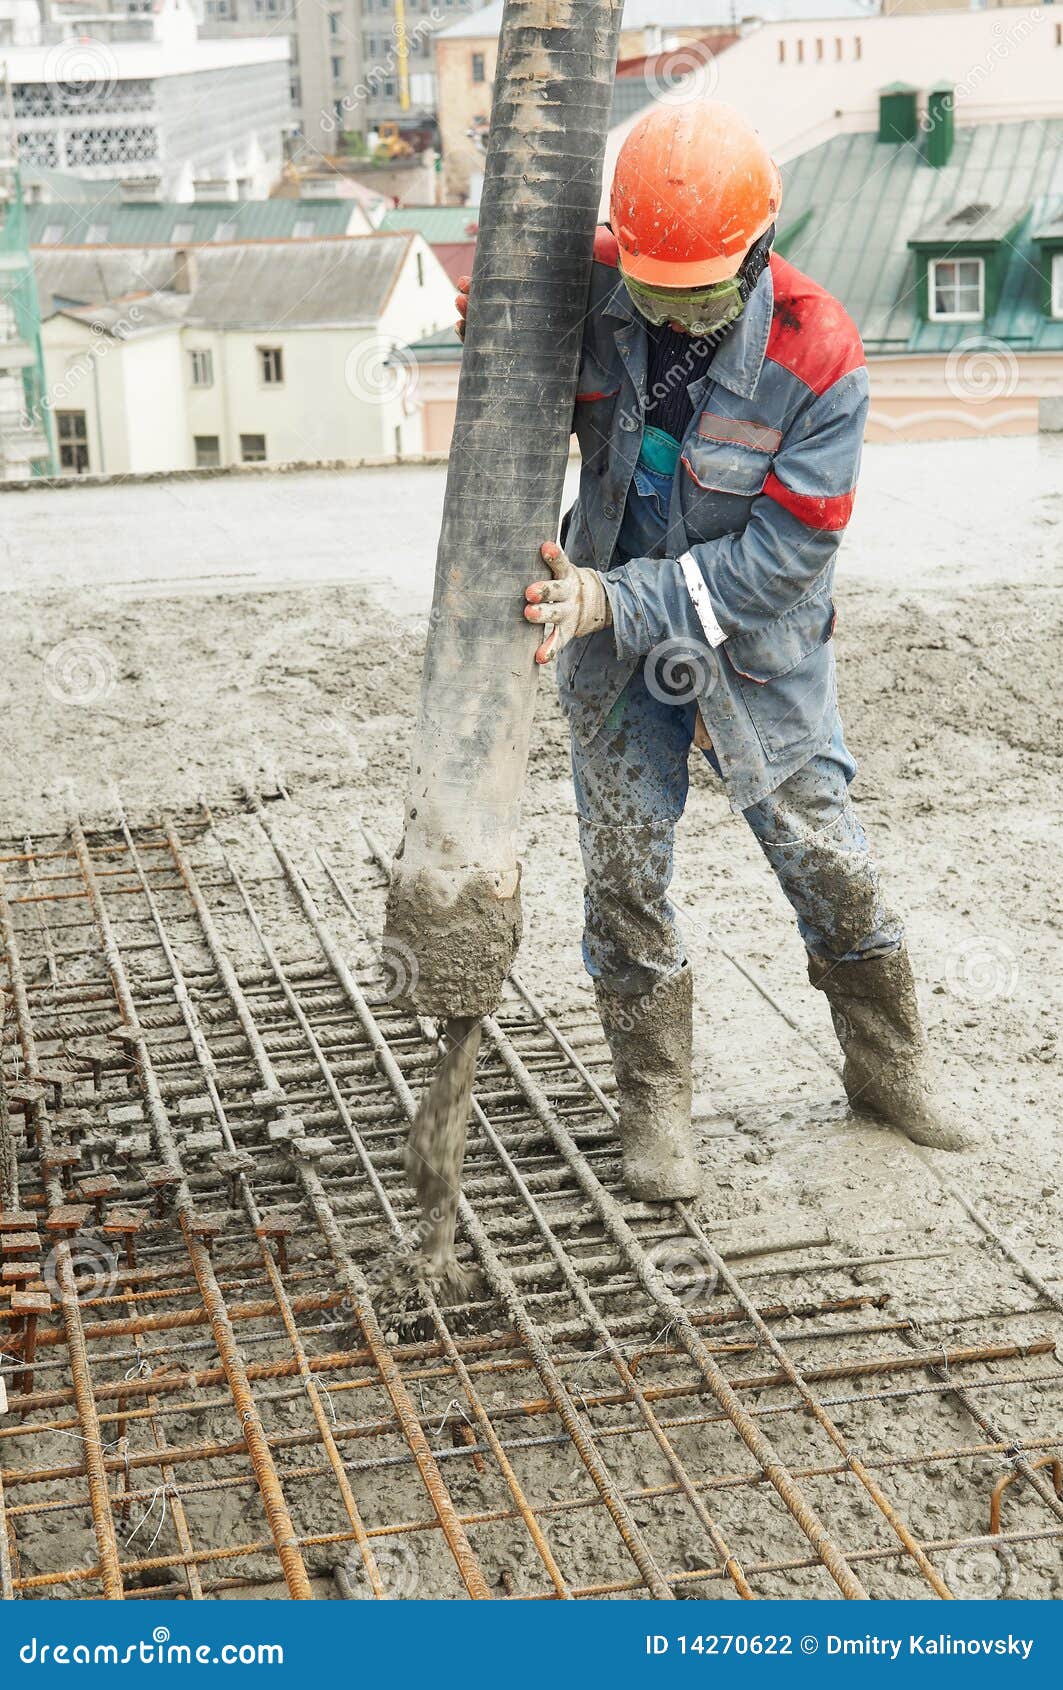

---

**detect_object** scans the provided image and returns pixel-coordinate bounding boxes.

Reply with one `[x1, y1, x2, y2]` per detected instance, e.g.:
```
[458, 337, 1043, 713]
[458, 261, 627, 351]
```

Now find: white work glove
[524, 541, 612, 665]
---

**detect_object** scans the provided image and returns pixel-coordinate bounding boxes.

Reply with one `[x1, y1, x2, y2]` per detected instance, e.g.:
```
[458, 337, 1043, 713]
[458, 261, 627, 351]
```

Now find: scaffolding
[0, 71, 56, 479]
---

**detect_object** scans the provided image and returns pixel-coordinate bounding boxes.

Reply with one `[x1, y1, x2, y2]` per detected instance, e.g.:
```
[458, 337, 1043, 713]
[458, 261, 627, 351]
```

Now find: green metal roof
[378, 206, 480, 243]
[405, 324, 462, 361]
[777, 121, 1063, 355]
[910, 201, 1026, 247]
[27, 198, 360, 248]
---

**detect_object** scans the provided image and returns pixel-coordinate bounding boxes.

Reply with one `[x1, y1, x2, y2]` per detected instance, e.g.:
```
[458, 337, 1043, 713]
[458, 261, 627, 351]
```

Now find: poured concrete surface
[0, 436, 1061, 1596]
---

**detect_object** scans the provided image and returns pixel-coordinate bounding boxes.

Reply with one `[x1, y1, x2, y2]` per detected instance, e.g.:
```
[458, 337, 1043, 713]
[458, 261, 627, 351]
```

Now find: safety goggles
[619, 225, 776, 337]
[620, 270, 747, 335]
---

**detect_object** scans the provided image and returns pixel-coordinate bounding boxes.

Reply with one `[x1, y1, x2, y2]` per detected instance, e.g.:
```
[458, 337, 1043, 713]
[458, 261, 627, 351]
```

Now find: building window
[240, 433, 267, 463]
[194, 435, 221, 468]
[292, 219, 316, 238]
[471, 52, 486, 84]
[57, 410, 90, 475]
[1052, 253, 1063, 320]
[416, 250, 424, 286]
[329, 10, 340, 31]
[189, 349, 214, 388]
[41, 222, 64, 244]
[258, 346, 284, 384]
[171, 220, 195, 242]
[65, 125, 158, 167]
[929, 256, 985, 321]
[332, 56, 343, 78]
[85, 222, 108, 243]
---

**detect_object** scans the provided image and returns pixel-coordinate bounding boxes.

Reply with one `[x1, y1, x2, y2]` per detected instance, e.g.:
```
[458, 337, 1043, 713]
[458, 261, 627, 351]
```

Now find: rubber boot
[594, 963, 702, 1200]
[808, 947, 973, 1151]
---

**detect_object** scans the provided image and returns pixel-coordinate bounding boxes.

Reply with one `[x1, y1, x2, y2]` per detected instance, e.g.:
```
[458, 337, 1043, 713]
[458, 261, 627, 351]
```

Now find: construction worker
[459, 99, 970, 1202]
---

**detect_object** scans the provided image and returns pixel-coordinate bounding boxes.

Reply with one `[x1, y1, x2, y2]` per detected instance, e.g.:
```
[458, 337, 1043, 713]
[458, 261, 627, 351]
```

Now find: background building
[779, 100, 1063, 439]
[35, 229, 453, 472]
[195, 0, 492, 161]
[435, 0, 879, 203]
[602, 7, 1063, 188]
[1, 0, 292, 200]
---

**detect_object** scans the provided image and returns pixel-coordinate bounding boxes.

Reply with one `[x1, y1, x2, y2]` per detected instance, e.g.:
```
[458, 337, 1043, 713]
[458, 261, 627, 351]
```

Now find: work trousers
[571, 666, 903, 997]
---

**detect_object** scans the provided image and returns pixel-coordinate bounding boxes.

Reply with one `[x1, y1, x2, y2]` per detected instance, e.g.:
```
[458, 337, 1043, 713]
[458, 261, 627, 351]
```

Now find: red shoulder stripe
[766, 253, 865, 397]
[593, 225, 619, 268]
[764, 472, 854, 533]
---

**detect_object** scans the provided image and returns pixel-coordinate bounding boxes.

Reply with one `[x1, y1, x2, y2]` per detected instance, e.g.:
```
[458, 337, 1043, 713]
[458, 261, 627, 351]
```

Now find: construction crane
[384, 0, 624, 1292]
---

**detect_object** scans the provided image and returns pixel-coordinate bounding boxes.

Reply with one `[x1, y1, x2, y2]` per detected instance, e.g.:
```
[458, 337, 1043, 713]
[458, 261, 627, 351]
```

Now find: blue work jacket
[558, 233, 870, 811]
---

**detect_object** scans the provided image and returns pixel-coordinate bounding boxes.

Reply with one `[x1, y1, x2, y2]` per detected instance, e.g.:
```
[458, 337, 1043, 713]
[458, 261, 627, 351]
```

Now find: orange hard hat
[610, 100, 782, 288]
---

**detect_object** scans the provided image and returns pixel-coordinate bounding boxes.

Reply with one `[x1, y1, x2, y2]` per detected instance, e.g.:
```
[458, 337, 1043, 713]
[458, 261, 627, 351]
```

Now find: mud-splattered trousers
[559, 239, 903, 994]
[572, 666, 902, 995]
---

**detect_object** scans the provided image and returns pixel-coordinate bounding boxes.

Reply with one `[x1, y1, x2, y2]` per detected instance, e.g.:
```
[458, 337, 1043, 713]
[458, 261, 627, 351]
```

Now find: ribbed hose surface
[386, 0, 624, 1017]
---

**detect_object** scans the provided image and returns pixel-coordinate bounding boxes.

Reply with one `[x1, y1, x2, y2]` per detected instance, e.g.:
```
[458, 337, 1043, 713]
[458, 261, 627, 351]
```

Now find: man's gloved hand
[524, 541, 612, 665]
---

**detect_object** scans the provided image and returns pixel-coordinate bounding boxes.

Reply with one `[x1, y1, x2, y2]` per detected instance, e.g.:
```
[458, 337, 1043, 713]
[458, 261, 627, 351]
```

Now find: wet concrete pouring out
[1, 795, 1061, 1600]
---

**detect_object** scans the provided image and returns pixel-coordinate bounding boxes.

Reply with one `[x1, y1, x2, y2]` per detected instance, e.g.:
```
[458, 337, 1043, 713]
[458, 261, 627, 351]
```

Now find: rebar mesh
[1, 800, 1060, 1600]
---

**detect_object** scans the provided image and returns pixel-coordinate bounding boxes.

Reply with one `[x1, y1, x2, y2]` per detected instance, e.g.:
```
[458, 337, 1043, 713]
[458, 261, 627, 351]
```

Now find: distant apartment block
[2, 0, 291, 200]
[195, 0, 492, 160]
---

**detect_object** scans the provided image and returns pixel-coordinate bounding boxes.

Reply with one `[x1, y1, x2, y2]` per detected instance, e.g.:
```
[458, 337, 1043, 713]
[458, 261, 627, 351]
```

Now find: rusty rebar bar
[67, 820, 312, 1601]
[0, 860, 124, 1599]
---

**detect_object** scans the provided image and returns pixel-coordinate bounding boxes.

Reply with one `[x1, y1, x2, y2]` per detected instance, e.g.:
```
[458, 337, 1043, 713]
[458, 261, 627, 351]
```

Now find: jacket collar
[604, 262, 773, 402]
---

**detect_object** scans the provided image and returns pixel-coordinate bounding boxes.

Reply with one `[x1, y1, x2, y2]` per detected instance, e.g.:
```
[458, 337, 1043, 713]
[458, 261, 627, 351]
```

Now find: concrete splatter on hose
[384, 0, 625, 1290]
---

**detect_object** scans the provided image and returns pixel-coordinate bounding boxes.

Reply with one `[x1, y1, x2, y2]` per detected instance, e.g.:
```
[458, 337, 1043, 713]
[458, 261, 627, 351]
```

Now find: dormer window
[1033, 210, 1063, 321]
[909, 201, 1025, 327]
[928, 256, 984, 322]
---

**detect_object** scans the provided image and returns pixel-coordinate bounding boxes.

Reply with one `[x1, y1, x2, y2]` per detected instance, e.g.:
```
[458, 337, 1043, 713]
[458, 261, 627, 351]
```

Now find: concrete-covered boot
[808, 947, 973, 1151]
[594, 963, 702, 1200]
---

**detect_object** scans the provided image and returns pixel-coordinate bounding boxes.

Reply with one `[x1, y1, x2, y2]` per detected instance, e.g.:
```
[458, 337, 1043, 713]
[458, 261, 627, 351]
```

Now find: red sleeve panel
[765, 253, 866, 397]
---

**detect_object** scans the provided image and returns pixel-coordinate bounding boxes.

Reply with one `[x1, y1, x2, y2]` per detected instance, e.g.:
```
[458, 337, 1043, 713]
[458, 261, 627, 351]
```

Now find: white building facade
[37, 231, 453, 474]
[1, 0, 291, 200]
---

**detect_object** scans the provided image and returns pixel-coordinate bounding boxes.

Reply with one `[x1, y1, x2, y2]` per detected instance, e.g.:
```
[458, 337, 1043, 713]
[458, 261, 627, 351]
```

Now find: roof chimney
[878, 83, 919, 145]
[926, 84, 955, 168]
[171, 249, 198, 295]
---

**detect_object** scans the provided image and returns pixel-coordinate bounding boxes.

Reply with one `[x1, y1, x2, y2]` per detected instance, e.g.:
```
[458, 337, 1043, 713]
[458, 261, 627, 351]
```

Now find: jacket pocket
[725, 590, 837, 762]
[681, 427, 774, 499]
[725, 588, 836, 684]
